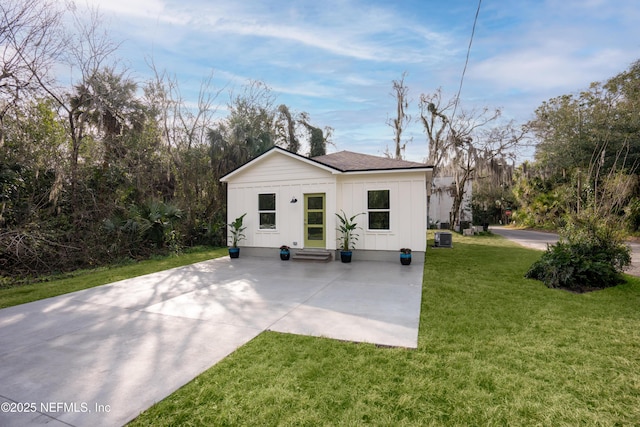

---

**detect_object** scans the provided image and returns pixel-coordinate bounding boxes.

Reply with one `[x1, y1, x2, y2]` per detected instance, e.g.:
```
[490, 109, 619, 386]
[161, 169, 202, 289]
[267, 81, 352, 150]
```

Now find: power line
[450, 0, 482, 127]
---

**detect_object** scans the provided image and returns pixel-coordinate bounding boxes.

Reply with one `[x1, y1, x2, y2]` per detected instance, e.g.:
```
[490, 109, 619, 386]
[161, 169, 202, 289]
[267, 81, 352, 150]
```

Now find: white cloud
[78, 0, 189, 25]
[51, 0, 640, 163]
[270, 81, 339, 99]
[77, 0, 454, 64]
[198, 15, 449, 64]
[471, 48, 625, 92]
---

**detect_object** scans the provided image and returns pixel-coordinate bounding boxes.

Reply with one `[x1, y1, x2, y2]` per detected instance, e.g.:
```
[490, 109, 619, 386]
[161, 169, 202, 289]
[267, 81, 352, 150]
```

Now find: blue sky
[73, 0, 640, 162]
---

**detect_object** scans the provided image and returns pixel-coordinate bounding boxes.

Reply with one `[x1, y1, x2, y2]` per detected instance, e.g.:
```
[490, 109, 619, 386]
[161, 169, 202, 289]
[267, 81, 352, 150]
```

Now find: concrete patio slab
[0, 256, 423, 426]
[270, 267, 422, 347]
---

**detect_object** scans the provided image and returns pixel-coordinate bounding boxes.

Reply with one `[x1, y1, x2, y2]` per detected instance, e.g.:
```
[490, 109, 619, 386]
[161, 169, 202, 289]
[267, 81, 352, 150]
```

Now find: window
[368, 190, 390, 230]
[258, 193, 276, 229]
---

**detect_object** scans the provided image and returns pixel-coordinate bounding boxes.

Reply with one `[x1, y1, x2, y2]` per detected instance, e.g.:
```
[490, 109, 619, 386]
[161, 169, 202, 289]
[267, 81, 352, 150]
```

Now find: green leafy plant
[526, 211, 631, 291]
[228, 213, 247, 248]
[335, 210, 362, 251]
[104, 200, 184, 255]
[525, 242, 628, 291]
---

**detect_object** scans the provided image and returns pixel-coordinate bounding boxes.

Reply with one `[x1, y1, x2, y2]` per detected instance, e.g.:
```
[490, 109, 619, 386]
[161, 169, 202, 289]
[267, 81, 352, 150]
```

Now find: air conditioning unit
[434, 232, 453, 248]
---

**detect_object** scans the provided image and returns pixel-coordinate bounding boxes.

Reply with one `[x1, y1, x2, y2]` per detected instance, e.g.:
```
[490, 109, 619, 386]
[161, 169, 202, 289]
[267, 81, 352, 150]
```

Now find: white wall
[428, 176, 473, 226]
[336, 171, 427, 252]
[225, 152, 428, 253]
[226, 153, 337, 250]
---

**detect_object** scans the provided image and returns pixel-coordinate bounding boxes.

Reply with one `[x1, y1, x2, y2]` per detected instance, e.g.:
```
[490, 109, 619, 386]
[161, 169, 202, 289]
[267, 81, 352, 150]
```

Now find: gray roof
[312, 150, 430, 172]
[220, 147, 432, 182]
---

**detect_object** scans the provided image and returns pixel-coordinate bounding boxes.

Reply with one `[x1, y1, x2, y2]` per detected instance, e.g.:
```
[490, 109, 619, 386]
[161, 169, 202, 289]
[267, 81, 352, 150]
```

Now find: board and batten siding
[224, 152, 333, 184]
[335, 172, 427, 252]
[223, 149, 428, 255]
[225, 153, 338, 250]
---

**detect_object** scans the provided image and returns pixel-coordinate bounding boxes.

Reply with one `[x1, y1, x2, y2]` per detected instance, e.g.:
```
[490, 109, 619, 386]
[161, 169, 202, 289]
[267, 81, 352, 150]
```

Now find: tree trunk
[68, 110, 80, 210]
[0, 114, 5, 149]
[449, 175, 469, 230]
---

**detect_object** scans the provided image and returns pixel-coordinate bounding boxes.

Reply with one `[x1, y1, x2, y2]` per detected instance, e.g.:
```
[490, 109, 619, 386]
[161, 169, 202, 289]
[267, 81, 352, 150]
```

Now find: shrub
[104, 200, 184, 257]
[525, 241, 630, 291]
[525, 208, 631, 291]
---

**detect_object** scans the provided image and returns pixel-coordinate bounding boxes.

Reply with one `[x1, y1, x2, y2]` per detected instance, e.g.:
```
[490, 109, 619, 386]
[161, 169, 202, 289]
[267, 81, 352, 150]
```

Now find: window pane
[308, 212, 323, 225]
[307, 196, 323, 210]
[259, 213, 276, 229]
[307, 227, 323, 240]
[369, 212, 389, 230]
[259, 193, 276, 210]
[368, 190, 389, 209]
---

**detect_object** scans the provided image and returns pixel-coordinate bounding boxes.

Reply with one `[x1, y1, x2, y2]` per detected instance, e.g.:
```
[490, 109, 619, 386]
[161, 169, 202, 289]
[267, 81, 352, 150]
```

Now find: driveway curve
[491, 226, 640, 277]
[490, 226, 559, 251]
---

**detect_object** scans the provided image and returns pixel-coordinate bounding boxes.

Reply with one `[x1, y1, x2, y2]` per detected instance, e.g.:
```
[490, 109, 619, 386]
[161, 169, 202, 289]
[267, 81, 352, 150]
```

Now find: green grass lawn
[0, 247, 228, 309]
[128, 233, 640, 426]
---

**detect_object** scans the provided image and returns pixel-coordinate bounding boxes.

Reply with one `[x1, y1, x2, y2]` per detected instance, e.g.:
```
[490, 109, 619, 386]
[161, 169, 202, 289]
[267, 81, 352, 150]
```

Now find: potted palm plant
[335, 210, 362, 263]
[228, 213, 246, 258]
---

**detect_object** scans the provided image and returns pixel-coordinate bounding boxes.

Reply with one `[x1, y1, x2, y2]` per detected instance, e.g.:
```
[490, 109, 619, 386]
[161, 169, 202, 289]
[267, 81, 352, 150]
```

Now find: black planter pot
[400, 253, 412, 265]
[229, 247, 240, 258]
[280, 250, 290, 260]
[340, 250, 352, 263]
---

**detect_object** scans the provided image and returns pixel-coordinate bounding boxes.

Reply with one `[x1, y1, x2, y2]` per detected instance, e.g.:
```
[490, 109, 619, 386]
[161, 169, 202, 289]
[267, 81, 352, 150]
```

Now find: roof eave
[341, 166, 433, 175]
[220, 146, 341, 182]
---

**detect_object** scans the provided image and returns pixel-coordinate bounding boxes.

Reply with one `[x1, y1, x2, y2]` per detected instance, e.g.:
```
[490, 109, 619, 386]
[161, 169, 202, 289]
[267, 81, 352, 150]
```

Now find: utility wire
[450, 0, 482, 128]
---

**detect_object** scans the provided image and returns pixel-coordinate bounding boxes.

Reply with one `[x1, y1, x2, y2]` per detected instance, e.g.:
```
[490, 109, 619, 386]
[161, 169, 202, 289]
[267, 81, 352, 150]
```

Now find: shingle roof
[311, 150, 430, 172]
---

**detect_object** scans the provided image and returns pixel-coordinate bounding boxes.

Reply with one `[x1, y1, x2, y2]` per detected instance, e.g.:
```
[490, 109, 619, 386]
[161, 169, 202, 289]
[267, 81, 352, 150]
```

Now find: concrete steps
[291, 249, 333, 263]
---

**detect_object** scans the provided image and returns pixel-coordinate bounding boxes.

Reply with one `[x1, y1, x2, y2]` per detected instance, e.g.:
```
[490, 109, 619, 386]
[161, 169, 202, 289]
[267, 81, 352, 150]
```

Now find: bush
[526, 204, 632, 291]
[525, 241, 630, 291]
[104, 200, 184, 257]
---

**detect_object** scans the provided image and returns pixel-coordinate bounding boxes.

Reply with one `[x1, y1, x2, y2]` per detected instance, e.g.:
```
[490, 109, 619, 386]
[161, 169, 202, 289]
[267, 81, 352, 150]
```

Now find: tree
[69, 67, 146, 170]
[419, 89, 453, 228]
[531, 60, 640, 179]
[520, 60, 640, 230]
[299, 112, 333, 157]
[446, 118, 524, 228]
[471, 154, 516, 225]
[419, 88, 455, 178]
[0, 0, 65, 148]
[225, 80, 276, 160]
[0, 98, 67, 226]
[144, 67, 225, 243]
[419, 89, 524, 228]
[387, 72, 411, 159]
[522, 63, 640, 290]
[275, 104, 300, 153]
[24, 5, 121, 209]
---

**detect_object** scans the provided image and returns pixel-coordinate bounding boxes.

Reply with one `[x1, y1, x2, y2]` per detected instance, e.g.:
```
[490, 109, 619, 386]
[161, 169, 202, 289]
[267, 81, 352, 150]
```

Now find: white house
[428, 176, 473, 229]
[220, 146, 433, 263]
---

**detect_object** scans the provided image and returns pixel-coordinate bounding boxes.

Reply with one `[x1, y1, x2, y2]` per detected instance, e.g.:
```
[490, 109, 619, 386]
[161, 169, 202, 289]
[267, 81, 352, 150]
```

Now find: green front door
[304, 193, 326, 248]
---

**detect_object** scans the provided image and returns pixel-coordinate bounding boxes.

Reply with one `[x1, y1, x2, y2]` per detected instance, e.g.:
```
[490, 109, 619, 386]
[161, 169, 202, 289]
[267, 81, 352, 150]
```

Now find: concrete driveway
[0, 256, 423, 426]
[491, 226, 640, 276]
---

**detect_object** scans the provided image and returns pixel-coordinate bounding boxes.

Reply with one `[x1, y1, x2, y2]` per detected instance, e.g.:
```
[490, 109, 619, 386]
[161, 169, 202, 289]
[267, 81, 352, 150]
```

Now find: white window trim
[258, 192, 277, 231]
[366, 189, 391, 232]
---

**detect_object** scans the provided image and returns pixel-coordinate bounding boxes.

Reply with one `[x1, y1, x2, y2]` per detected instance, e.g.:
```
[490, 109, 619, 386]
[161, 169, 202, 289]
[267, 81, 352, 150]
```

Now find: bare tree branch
[387, 71, 411, 159]
[420, 88, 525, 228]
[0, 0, 65, 148]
